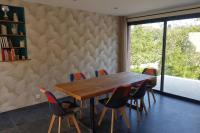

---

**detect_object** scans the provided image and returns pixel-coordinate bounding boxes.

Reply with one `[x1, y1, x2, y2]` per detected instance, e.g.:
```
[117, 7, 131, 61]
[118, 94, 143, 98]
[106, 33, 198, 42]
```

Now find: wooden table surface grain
[55, 72, 153, 100]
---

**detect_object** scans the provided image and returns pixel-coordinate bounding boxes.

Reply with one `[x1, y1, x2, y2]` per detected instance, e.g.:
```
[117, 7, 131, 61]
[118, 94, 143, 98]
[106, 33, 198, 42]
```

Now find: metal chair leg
[142, 98, 147, 114]
[147, 91, 151, 108]
[150, 88, 156, 103]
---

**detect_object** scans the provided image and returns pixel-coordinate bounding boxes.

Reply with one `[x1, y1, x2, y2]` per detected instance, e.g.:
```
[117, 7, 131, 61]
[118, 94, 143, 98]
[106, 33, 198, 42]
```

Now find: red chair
[98, 85, 131, 133]
[69, 72, 87, 118]
[142, 68, 157, 107]
[39, 87, 81, 133]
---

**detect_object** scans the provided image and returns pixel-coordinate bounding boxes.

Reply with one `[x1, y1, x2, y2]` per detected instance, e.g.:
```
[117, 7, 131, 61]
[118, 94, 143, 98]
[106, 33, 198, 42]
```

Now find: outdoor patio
[155, 75, 200, 101]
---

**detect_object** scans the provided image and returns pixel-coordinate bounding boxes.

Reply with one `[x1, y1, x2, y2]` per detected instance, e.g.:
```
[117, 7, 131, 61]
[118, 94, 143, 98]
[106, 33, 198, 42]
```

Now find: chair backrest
[106, 85, 131, 108]
[133, 80, 149, 99]
[95, 69, 108, 77]
[70, 72, 86, 82]
[142, 68, 157, 87]
[39, 88, 65, 116]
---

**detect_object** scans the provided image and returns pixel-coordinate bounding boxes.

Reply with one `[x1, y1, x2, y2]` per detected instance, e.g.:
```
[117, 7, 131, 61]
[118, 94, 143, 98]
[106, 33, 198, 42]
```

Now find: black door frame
[127, 13, 200, 103]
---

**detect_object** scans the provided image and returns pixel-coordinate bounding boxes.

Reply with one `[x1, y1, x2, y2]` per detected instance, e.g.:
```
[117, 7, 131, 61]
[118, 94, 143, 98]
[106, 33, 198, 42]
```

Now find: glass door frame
[127, 13, 200, 103]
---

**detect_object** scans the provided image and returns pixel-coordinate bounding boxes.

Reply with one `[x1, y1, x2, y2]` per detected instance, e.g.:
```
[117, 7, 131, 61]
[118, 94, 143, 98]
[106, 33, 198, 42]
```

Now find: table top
[55, 72, 153, 100]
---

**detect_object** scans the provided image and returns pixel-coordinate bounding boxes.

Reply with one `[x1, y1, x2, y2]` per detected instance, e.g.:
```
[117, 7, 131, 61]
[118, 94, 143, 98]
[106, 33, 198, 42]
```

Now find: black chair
[129, 80, 149, 121]
[39, 88, 81, 133]
[69, 72, 88, 118]
[98, 85, 131, 133]
[142, 68, 157, 107]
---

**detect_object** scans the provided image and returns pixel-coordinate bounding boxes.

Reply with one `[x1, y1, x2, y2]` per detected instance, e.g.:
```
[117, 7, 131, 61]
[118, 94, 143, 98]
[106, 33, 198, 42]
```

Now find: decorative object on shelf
[8, 39, 13, 47]
[1, 6, 9, 19]
[1, 25, 7, 34]
[10, 48, 15, 61]
[15, 54, 19, 60]
[20, 32, 24, 35]
[4, 49, 9, 61]
[13, 13, 19, 22]
[20, 40, 25, 47]
[11, 24, 18, 34]
[22, 55, 25, 60]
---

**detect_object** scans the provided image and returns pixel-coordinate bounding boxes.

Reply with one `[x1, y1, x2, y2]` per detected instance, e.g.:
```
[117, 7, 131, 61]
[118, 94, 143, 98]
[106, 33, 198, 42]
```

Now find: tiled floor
[0, 94, 200, 133]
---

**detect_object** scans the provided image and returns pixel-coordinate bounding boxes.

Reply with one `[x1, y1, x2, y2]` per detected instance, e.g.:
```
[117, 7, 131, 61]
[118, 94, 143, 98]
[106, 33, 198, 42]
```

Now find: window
[129, 14, 200, 101]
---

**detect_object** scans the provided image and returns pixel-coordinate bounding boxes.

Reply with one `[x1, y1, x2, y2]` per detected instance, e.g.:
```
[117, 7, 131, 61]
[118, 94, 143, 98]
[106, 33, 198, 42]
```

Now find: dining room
[0, 0, 200, 133]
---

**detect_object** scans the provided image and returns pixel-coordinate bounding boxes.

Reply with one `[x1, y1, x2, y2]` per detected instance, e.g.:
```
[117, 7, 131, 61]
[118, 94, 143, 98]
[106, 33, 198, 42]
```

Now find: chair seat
[60, 101, 80, 115]
[99, 98, 127, 109]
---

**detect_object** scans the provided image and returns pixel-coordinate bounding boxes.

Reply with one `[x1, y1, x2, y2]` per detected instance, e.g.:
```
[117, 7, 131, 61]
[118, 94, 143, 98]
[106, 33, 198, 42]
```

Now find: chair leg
[150, 88, 156, 103]
[147, 91, 151, 108]
[48, 114, 56, 133]
[119, 107, 130, 128]
[84, 100, 88, 108]
[80, 101, 83, 119]
[142, 98, 147, 114]
[135, 100, 140, 121]
[67, 116, 74, 127]
[71, 115, 81, 133]
[111, 109, 115, 133]
[114, 111, 118, 121]
[98, 107, 108, 126]
[58, 117, 62, 133]
[129, 98, 133, 110]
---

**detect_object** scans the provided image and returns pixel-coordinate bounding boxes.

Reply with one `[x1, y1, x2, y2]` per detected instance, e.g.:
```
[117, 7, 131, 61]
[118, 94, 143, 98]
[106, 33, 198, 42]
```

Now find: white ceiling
[24, 0, 200, 16]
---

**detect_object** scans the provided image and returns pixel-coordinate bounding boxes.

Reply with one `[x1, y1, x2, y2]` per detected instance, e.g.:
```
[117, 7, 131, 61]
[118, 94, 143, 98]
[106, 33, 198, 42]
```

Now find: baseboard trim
[153, 89, 200, 105]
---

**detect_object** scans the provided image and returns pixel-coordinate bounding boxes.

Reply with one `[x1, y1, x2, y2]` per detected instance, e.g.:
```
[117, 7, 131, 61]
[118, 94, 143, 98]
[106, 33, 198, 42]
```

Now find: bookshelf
[0, 4, 29, 62]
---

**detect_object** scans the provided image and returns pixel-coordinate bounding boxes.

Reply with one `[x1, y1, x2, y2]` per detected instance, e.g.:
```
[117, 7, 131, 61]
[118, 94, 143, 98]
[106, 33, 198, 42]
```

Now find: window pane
[164, 18, 200, 100]
[129, 22, 164, 90]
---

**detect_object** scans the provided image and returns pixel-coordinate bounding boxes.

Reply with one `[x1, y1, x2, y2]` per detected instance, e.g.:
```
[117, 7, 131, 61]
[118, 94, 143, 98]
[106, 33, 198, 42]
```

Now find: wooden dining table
[55, 72, 153, 133]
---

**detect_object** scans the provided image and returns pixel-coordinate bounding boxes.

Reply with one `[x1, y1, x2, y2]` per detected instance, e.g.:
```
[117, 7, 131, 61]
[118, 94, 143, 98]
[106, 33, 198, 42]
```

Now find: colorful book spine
[11, 48, 15, 61]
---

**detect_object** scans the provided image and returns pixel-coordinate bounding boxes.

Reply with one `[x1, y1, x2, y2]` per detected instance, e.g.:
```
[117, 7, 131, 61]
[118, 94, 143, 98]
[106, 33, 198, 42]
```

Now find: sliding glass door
[164, 18, 200, 100]
[130, 22, 164, 90]
[129, 15, 200, 101]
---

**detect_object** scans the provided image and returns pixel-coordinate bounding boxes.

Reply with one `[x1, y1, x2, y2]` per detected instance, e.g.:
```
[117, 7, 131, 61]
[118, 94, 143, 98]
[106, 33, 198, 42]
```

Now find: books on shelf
[0, 37, 16, 61]
[0, 37, 10, 48]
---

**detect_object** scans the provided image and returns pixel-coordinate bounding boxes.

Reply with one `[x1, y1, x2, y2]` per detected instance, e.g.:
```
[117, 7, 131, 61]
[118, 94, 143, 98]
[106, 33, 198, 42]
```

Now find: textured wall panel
[0, 0, 120, 112]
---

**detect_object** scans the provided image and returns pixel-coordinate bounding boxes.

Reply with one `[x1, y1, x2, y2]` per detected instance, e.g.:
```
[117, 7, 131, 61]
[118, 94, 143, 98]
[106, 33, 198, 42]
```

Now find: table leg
[73, 98, 76, 104]
[90, 98, 95, 133]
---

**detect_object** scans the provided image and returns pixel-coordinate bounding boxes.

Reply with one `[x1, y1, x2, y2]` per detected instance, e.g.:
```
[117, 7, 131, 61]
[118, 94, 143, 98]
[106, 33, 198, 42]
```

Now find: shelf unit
[0, 4, 29, 62]
[0, 58, 31, 62]
[0, 20, 24, 24]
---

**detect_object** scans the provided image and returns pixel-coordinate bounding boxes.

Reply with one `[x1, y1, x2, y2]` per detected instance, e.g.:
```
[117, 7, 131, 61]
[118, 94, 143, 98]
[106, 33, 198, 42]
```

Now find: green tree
[130, 20, 200, 80]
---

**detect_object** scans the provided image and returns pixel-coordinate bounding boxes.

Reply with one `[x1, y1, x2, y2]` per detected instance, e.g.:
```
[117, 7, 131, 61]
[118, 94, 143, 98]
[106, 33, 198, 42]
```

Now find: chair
[95, 69, 108, 77]
[98, 85, 131, 133]
[70, 72, 86, 81]
[142, 68, 157, 107]
[69, 72, 87, 118]
[129, 80, 148, 121]
[95, 69, 109, 98]
[39, 88, 81, 133]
